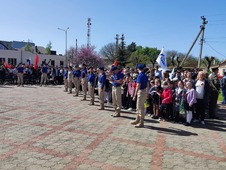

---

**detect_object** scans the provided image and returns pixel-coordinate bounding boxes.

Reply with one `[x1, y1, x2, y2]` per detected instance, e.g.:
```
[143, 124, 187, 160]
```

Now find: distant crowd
[1, 63, 226, 127]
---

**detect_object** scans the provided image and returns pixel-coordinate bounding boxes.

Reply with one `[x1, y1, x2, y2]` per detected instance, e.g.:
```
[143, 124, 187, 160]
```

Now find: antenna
[87, 18, 91, 47]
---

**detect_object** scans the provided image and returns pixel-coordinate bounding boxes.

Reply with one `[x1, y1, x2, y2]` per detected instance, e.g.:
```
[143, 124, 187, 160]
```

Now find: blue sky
[1, 0, 226, 60]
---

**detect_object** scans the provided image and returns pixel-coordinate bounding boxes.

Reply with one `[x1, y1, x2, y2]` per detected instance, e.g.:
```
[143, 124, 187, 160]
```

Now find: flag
[170, 67, 175, 80]
[156, 47, 167, 70]
[113, 59, 118, 66]
[3, 61, 12, 69]
[34, 54, 39, 70]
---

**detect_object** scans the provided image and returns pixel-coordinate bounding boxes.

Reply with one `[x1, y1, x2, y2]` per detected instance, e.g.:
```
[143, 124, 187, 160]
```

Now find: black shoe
[152, 116, 159, 119]
[184, 122, 191, 126]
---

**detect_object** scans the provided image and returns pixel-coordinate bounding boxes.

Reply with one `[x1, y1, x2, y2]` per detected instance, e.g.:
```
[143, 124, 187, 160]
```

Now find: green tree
[143, 47, 160, 67]
[127, 46, 148, 67]
[24, 40, 34, 53]
[127, 42, 137, 56]
[116, 40, 127, 67]
[46, 41, 52, 55]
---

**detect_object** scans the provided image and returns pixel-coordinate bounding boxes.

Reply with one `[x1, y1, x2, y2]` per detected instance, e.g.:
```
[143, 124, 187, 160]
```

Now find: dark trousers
[122, 94, 128, 109]
[208, 91, 219, 118]
[195, 99, 205, 121]
[160, 103, 173, 120]
[222, 89, 226, 104]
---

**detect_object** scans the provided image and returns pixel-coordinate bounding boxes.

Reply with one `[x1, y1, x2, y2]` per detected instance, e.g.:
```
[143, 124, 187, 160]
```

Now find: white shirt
[195, 80, 205, 99]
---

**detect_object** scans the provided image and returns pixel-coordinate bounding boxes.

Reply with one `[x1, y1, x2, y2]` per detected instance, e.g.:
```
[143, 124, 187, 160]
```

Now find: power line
[205, 42, 226, 58]
[204, 13, 226, 17]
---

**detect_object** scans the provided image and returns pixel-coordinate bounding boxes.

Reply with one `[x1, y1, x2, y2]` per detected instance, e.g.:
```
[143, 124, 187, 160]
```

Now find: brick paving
[0, 84, 225, 170]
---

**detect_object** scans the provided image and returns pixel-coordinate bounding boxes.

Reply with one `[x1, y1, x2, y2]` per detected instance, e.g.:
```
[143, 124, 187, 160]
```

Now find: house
[0, 40, 66, 67]
[210, 60, 226, 77]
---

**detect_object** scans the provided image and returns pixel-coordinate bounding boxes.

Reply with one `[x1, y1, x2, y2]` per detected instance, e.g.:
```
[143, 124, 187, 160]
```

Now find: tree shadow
[145, 125, 198, 136]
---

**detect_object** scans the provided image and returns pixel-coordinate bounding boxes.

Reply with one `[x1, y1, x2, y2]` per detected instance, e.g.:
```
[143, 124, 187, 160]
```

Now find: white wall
[0, 50, 65, 67]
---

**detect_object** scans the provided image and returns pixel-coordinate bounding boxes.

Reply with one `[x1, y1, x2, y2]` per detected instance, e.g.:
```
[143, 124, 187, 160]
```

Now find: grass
[218, 91, 223, 102]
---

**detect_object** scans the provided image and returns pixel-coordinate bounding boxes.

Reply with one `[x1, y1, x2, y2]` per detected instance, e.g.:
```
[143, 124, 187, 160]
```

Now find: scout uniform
[88, 67, 96, 105]
[98, 66, 106, 110]
[72, 65, 81, 96]
[111, 66, 124, 117]
[16, 64, 25, 87]
[68, 66, 73, 94]
[131, 64, 148, 128]
[63, 67, 68, 92]
[40, 64, 48, 86]
[81, 63, 88, 100]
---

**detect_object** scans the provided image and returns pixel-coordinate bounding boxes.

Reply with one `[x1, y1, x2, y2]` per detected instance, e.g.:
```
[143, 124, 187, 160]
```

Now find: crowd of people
[62, 63, 225, 127]
[0, 64, 65, 85]
[1, 62, 226, 128]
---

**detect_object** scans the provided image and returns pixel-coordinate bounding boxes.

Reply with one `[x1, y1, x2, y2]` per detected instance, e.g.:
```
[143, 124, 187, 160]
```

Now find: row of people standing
[0, 63, 65, 86]
[63, 63, 149, 128]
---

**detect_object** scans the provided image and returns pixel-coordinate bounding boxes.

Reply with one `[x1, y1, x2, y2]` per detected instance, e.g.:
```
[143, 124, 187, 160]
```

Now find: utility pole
[121, 34, 125, 50]
[75, 38, 78, 57]
[180, 16, 208, 68]
[115, 34, 119, 50]
[87, 18, 91, 47]
[198, 16, 208, 68]
[58, 27, 69, 66]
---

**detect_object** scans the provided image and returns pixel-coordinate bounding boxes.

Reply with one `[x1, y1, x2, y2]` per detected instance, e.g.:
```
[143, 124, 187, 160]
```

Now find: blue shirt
[88, 73, 95, 87]
[63, 70, 68, 79]
[42, 66, 48, 73]
[112, 71, 124, 87]
[73, 70, 81, 78]
[136, 71, 148, 90]
[99, 73, 106, 89]
[81, 68, 87, 78]
[17, 67, 24, 73]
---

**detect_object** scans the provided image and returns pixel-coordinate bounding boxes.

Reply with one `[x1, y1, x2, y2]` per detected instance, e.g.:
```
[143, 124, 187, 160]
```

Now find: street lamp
[58, 27, 69, 66]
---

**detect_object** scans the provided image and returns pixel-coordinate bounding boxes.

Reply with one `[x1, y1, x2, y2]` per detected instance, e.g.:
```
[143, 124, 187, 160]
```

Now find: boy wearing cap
[98, 66, 106, 110]
[81, 63, 88, 101]
[131, 64, 149, 128]
[72, 65, 81, 96]
[88, 66, 96, 105]
[111, 66, 124, 117]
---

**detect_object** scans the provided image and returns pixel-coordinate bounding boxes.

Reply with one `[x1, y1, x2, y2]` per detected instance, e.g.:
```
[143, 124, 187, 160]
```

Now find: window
[0, 58, 5, 64]
[8, 58, 17, 66]
[51, 60, 55, 67]
[60, 61, 64, 66]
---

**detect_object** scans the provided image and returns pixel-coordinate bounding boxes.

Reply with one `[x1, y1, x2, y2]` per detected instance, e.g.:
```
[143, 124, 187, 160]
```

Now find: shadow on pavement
[119, 115, 160, 124]
[0, 86, 13, 88]
[145, 125, 198, 136]
[192, 119, 226, 132]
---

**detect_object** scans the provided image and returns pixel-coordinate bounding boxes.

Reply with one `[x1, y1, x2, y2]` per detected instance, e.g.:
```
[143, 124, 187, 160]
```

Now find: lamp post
[58, 27, 69, 66]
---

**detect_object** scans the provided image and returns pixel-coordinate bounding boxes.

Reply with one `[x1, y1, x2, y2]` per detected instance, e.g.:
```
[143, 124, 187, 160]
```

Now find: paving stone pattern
[0, 85, 225, 170]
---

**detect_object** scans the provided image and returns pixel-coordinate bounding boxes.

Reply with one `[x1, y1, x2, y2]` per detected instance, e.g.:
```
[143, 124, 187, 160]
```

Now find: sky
[1, 0, 226, 60]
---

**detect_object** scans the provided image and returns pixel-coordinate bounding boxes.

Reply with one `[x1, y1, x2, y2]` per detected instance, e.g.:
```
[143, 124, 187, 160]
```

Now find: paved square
[0, 85, 225, 170]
